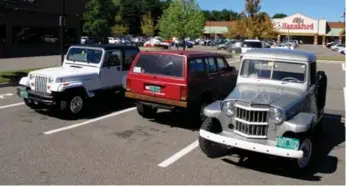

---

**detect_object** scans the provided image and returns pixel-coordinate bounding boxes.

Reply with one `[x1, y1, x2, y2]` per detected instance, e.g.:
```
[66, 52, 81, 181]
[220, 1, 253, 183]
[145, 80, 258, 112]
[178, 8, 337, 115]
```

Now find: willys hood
[30, 66, 98, 80]
[225, 84, 305, 111]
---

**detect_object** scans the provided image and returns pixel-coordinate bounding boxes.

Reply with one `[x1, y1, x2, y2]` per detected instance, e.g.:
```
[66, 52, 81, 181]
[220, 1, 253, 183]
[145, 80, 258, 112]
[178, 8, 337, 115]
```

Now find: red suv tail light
[126, 79, 131, 91]
[180, 86, 187, 101]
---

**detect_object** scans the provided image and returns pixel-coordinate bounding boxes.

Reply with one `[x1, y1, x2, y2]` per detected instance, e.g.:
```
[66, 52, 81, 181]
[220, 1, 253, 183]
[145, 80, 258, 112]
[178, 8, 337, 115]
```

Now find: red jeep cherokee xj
[125, 50, 237, 122]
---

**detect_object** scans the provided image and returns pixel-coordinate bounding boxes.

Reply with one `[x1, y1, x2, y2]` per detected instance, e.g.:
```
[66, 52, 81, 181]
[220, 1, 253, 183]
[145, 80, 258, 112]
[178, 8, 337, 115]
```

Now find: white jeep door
[100, 50, 123, 88]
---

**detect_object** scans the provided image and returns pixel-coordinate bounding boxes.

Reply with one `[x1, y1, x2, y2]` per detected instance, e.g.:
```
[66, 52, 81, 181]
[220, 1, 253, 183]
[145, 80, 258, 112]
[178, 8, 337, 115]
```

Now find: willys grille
[234, 105, 269, 139]
[34, 76, 48, 93]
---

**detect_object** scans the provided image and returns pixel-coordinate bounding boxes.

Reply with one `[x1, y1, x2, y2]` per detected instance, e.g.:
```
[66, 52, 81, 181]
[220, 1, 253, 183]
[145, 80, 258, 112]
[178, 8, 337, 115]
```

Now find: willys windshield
[240, 59, 307, 83]
[66, 47, 103, 64]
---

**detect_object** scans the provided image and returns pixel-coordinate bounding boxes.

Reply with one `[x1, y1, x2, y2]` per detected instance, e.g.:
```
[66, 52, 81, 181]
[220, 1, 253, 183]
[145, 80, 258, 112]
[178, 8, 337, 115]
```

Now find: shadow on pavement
[148, 111, 202, 131]
[221, 113, 345, 182]
[36, 92, 136, 120]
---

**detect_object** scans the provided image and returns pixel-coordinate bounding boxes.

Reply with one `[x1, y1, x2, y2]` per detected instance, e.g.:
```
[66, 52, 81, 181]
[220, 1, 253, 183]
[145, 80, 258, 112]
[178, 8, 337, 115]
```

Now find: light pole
[60, 0, 66, 65]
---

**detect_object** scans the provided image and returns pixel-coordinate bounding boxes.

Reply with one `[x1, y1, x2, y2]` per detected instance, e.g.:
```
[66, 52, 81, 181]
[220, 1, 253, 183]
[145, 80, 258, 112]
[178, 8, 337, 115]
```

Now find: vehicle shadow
[35, 92, 136, 121]
[148, 111, 202, 131]
[221, 113, 345, 182]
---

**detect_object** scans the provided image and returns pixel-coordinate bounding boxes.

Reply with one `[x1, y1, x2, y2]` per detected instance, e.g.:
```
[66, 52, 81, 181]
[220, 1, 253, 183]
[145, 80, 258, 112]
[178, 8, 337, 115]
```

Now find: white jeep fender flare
[49, 82, 92, 97]
[19, 77, 29, 86]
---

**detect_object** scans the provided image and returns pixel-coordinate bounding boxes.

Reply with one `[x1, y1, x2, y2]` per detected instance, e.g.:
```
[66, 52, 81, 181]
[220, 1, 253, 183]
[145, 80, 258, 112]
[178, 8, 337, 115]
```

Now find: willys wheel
[289, 137, 314, 174]
[58, 94, 85, 117]
[296, 138, 313, 169]
[199, 117, 228, 158]
[136, 102, 157, 119]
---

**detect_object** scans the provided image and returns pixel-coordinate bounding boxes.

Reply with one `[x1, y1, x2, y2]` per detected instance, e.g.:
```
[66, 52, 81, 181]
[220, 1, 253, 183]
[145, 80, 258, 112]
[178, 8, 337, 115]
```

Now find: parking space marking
[158, 140, 198, 168]
[43, 107, 136, 135]
[0, 93, 14, 99]
[0, 102, 25, 110]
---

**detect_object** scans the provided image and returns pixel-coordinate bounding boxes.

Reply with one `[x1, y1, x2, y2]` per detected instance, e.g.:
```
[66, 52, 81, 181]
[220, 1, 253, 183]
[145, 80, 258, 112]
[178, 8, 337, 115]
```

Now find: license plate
[20, 90, 29, 99]
[148, 86, 161, 93]
[275, 136, 300, 150]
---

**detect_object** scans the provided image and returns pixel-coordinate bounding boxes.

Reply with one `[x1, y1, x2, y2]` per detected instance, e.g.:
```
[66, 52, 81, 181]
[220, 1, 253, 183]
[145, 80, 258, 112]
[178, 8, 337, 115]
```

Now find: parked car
[241, 39, 264, 54]
[331, 43, 344, 51]
[271, 43, 294, 50]
[124, 51, 238, 123]
[217, 40, 231, 50]
[17, 44, 140, 117]
[198, 48, 327, 173]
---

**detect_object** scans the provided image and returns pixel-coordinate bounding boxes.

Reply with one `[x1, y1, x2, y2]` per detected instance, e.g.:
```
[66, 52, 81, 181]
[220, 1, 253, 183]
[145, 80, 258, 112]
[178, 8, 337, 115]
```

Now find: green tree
[111, 24, 129, 36]
[157, 0, 205, 50]
[141, 13, 155, 36]
[272, 13, 287, 18]
[83, 0, 114, 40]
[227, 0, 277, 39]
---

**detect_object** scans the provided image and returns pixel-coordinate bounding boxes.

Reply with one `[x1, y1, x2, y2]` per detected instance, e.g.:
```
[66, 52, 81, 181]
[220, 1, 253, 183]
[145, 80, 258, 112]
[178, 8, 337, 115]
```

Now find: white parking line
[43, 107, 136, 135]
[158, 140, 199, 168]
[0, 93, 14, 99]
[0, 102, 25, 110]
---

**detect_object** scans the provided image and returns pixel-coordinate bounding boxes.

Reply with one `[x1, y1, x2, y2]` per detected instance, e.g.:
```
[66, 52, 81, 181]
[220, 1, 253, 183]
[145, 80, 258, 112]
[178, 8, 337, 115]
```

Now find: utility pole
[60, 0, 66, 65]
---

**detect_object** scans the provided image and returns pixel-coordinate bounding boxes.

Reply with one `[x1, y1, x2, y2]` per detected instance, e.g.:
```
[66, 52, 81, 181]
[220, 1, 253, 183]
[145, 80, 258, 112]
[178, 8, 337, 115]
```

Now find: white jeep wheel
[297, 138, 313, 169]
[70, 96, 84, 114]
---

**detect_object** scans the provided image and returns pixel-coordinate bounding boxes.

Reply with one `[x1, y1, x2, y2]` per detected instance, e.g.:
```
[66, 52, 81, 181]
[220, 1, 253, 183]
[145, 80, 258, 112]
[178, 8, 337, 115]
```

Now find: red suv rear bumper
[125, 92, 187, 108]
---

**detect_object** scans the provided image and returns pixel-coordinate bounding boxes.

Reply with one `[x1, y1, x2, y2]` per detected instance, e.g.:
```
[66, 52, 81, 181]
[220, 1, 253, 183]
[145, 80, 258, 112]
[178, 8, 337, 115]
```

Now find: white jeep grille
[234, 105, 269, 139]
[34, 75, 49, 93]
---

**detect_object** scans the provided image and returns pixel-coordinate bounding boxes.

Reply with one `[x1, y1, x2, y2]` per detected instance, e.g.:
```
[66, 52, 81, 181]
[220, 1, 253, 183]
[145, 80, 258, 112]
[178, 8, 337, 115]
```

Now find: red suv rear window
[132, 54, 184, 78]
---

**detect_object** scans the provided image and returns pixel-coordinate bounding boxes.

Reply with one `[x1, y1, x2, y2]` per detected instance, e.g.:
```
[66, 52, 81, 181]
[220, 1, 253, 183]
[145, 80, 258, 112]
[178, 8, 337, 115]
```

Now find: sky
[196, 0, 346, 22]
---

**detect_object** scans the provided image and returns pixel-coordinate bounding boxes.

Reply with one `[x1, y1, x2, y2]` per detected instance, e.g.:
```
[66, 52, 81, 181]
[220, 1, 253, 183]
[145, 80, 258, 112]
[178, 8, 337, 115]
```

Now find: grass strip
[0, 68, 42, 83]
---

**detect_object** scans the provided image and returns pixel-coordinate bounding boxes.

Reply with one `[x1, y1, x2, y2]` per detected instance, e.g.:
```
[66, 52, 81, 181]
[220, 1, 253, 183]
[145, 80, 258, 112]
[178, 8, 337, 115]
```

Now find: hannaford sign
[282, 17, 314, 30]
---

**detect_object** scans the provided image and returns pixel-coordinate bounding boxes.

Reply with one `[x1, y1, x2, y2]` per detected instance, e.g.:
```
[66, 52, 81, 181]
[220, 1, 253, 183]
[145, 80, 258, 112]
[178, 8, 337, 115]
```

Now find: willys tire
[199, 117, 228, 158]
[289, 137, 315, 174]
[58, 94, 85, 118]
[136, 102, 157, 119]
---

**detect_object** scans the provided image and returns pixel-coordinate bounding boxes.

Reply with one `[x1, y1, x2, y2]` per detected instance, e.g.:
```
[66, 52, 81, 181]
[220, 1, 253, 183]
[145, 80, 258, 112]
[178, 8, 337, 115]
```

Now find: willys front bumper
[199, 129, 304, 159]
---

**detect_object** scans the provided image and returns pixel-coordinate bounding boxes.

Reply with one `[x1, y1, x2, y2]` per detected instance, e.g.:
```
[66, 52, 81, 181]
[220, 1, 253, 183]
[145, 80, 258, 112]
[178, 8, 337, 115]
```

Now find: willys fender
[277, 112, 315, 136]
[203, 100, 222, 118]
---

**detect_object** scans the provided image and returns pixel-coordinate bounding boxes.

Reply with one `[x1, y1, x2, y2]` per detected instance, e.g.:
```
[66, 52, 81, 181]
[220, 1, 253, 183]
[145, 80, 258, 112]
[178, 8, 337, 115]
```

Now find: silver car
[198, 48, 328, 173]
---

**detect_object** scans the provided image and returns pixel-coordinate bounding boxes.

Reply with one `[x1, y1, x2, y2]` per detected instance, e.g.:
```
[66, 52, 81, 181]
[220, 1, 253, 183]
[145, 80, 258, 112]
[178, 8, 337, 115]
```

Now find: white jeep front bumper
[199, 129, 304, 159]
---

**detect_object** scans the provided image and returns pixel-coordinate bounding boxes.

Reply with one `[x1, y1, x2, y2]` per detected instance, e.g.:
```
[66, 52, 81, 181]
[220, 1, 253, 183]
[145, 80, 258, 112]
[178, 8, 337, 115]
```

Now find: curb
[317, 60, 345, 63]
[0, 82, 18, 88]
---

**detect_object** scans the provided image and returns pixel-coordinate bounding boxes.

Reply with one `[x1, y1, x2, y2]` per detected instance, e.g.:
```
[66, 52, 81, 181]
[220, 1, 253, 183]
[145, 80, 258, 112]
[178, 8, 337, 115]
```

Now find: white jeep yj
[17, 44, 140, 117]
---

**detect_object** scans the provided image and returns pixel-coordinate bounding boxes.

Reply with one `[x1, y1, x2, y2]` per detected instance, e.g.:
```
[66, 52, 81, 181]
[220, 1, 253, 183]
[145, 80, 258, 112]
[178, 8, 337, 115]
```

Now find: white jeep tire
[59, 94, 85, 117]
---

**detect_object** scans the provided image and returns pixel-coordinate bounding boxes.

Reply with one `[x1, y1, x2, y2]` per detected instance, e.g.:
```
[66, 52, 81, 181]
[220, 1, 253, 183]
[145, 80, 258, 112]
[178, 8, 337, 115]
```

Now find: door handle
[208, 77, 214, 79]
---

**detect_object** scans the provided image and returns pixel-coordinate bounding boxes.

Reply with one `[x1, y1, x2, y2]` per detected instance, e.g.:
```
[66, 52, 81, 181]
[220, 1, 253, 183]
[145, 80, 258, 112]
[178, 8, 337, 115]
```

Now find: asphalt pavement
[0, 61, 344, 184]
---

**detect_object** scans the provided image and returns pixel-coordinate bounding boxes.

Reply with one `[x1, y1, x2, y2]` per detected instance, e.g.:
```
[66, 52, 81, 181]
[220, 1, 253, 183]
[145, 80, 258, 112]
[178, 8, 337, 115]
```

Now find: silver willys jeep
[198, 48, 327, 172]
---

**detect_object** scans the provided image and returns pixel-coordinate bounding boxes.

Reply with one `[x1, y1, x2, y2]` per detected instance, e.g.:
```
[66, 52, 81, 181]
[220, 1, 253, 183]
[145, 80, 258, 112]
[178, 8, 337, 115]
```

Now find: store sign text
[281, 17, 314, 30]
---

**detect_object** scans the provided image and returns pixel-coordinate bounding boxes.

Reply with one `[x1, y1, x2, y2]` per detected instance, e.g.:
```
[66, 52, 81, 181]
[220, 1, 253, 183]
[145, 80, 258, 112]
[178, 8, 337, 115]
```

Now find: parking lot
[0, 59, 344, 184]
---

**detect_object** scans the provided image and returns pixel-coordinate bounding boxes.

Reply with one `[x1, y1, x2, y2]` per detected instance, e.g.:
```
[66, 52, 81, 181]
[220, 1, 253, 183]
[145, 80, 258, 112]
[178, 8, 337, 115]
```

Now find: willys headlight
[29, 74, 35, 80]
[269, 107, 285, 124]
[222, 101, 235, 117]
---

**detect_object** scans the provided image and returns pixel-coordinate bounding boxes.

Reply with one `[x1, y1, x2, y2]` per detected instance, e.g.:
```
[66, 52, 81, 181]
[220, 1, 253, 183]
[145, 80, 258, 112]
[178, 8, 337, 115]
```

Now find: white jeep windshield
[66, 48, 103, 64]
[240, 59, 307, 83]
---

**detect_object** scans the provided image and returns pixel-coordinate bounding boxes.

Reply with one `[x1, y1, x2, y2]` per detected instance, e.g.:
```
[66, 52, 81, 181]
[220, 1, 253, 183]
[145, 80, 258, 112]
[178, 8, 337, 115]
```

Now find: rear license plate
[20, 90, 29, 99]
[148, 86, 161, 93]
[275, 136, 299, 150]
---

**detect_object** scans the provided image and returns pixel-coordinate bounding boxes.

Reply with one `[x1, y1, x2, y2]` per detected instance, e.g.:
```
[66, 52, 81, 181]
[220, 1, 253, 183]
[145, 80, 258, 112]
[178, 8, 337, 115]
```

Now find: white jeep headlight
[222, 101, 235, 117]
[269, 107, 285, 124]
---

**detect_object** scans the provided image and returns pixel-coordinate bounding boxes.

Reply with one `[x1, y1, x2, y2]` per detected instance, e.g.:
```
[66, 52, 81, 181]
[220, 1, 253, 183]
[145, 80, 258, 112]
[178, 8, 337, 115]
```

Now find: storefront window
[12, 26, 59, 44]
[0, 25, 5, 44]
[65, 28, 77, 44]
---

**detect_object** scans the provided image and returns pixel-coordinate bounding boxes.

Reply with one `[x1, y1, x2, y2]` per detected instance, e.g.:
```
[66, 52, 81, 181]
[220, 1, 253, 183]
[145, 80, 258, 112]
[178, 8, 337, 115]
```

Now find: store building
[0, 0, 85, 58]
[203, 13, 345, 45]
